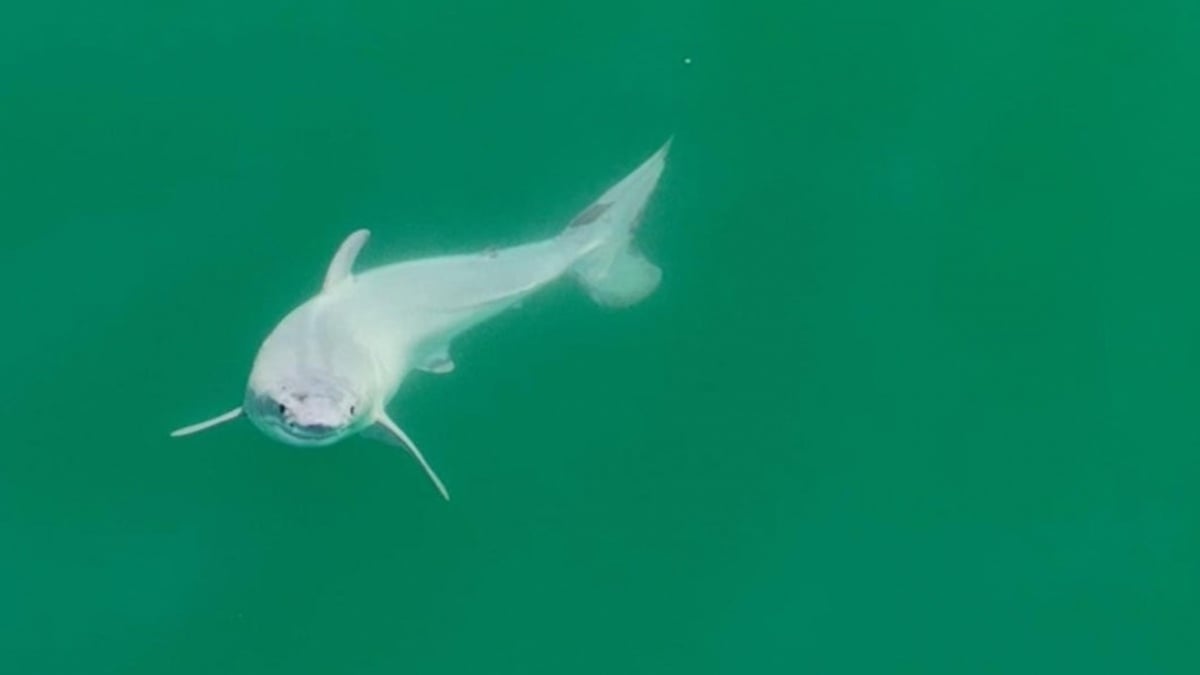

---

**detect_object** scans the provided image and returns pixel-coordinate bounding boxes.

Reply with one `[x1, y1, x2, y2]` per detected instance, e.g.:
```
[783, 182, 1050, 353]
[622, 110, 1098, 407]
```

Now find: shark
[171, 140, 671, 500]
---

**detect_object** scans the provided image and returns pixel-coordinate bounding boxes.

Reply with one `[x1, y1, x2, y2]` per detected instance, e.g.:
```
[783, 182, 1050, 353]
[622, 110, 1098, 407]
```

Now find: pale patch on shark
[171, 139, 673, 500]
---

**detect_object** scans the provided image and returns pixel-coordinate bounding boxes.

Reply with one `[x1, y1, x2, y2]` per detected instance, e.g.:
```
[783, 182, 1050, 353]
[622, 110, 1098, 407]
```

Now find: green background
[1, 1, 1197, 673]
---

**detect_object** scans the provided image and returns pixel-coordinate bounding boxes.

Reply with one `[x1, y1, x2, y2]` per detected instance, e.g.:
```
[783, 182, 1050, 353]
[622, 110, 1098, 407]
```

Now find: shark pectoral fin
[370, 413, 451, 501]
[170, 406, 243, 437]
[323, 229, 371, 290]
[417, 347, 455, 374]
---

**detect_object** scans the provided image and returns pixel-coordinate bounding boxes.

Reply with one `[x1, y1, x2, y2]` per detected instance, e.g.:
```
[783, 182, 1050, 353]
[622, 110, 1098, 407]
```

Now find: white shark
[171, 140, 672, 500]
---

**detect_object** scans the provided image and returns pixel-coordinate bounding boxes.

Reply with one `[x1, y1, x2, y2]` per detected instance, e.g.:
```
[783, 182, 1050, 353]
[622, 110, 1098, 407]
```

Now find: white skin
[172, 140, 671, 499]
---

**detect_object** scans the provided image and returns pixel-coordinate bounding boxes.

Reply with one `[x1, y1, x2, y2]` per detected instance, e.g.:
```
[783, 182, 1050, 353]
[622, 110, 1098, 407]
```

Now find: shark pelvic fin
[370, 413, 451, 501]
[417, 346, 455, 374]
[324, 229, 371, 290]
[170, 407, 243, 437]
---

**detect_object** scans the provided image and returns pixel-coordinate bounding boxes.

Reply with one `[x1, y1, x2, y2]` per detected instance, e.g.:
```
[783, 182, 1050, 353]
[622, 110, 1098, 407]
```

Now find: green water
[2, 1, 1198, 673]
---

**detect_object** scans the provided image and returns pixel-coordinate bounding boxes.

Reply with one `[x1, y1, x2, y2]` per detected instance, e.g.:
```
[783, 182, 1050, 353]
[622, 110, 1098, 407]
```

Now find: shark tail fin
[565, 139, 670, 308]
[572, 239, 662, 308]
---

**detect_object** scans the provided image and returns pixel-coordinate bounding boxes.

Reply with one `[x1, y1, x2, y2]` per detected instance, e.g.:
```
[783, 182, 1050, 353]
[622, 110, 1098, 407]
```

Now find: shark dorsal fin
[370, 412, 451, 500]
[323, 229, 371, 291]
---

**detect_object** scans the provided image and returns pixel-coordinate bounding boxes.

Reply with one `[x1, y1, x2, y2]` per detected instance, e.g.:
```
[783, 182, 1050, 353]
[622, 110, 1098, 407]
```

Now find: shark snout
[288, 394, 352, 428]
[244, 379, 365, 447]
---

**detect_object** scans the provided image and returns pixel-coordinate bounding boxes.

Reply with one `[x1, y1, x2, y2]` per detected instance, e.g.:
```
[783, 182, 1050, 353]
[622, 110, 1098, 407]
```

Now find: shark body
[172, 141, 671, 499]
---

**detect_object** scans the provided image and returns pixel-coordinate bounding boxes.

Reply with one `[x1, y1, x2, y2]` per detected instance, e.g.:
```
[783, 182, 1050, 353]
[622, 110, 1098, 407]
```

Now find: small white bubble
[683, 57, 692, 65]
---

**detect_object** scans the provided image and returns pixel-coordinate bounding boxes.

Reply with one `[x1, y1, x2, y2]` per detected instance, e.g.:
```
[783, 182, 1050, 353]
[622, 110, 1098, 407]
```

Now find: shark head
[244, 375, 372, 447]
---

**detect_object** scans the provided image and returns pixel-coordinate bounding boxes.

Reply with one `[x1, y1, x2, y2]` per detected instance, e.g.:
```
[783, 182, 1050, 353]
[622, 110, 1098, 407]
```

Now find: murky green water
[2, 1, 1197, 673]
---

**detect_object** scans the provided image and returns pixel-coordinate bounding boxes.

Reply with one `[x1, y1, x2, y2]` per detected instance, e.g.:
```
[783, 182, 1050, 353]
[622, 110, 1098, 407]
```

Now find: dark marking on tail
[567, 201, 612, 229]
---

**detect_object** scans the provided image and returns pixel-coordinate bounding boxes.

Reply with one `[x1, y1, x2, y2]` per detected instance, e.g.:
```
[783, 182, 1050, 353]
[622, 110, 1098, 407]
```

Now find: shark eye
[350, 405, 357, 415]
[277, 403, 287, 415]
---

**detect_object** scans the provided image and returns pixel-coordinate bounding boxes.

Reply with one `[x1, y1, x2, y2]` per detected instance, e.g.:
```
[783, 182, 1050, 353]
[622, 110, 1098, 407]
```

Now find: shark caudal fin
[565, 139, 670, 308]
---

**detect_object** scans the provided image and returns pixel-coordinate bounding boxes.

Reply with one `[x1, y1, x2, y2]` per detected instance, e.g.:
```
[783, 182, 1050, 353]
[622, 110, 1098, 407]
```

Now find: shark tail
[565, 139, 670, 308]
